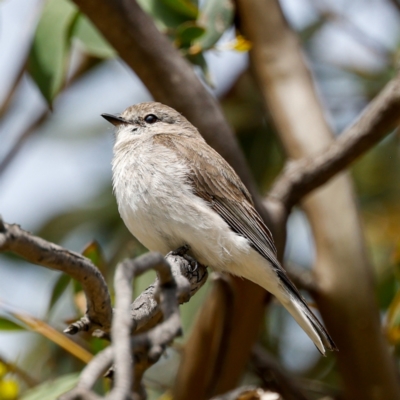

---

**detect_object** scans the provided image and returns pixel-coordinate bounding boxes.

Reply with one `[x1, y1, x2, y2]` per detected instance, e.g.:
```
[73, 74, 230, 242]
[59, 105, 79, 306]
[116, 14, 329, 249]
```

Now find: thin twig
[62, 249, 207, 399]
[0, 62, 26, 119]
[251, 344, 309, 400]
[0, 111, 48, 176]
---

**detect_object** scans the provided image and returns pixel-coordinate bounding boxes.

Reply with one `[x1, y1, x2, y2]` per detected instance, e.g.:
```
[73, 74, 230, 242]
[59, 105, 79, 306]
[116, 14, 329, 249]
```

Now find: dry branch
[269, 73, 400, 209]
[62, 249, 206, 400]
[0, 218, 113, 333]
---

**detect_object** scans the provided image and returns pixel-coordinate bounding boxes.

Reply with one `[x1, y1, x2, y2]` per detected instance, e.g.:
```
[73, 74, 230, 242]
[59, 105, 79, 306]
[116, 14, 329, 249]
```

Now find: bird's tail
[274, 270, 338, 355]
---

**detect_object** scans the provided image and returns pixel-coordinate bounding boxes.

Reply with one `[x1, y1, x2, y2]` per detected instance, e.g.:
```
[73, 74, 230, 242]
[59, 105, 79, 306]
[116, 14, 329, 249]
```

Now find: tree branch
[0, 218, 113, 333]
[0, 111, 48, 176]
[62, 249, 206, 400]
[269, 73, 400, 209]
[250, 344, 309, 400]
[237, 0, 400, 398]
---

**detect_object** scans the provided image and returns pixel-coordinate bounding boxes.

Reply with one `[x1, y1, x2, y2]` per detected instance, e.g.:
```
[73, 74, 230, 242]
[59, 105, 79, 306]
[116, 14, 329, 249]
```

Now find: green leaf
[0, 317, 25, 331]
[71, 14, 116, 58]
[21, 373, 80, 400]
[82, 240, 107, 275]
[160, 0, 198, 18]
[176, 21, 205, 46]
[137, 0, 190, 32]
[386, 290, 400, 344]
[187, 52, 214, 87]
[28, 0, 78, 105]
[48, 274, 71, 312]
[195, 0, 234, 50]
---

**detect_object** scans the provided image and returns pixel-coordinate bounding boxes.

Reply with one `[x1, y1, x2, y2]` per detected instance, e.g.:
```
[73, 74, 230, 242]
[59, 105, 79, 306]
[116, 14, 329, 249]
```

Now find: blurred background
[1, 0, 400, 398]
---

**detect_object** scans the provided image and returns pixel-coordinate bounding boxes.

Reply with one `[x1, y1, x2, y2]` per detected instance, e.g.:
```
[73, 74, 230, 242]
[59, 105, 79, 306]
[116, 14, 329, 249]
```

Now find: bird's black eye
[144, 114, 158, 124]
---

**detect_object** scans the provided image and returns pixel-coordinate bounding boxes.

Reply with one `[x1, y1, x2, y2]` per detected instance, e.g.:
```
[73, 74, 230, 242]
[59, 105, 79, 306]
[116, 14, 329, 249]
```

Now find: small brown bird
[102, 102, 337, 355]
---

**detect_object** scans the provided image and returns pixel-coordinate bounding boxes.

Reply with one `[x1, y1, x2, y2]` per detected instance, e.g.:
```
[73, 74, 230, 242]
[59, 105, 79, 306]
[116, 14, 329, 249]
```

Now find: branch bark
[236, 1, 400, 399]
[67, 2, 282, 397]
[0, 219, 113, 333]
[269, 73, 400, 209]
[62, 250, 204, 400]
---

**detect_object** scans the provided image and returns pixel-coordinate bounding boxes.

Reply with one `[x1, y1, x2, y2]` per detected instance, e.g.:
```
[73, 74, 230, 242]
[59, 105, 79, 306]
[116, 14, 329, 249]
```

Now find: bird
[102, 102, 337, 355]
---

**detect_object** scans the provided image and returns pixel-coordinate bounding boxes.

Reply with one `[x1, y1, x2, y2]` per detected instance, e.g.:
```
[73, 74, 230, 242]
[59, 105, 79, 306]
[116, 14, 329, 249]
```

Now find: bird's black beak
[101, 113, 127, 126]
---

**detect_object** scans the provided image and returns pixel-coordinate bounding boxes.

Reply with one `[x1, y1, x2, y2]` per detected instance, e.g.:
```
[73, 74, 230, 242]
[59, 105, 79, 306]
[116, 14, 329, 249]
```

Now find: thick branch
[0, 219, 112, 333]
[269, 73, 400, 208]
[237, 0, 400, 398]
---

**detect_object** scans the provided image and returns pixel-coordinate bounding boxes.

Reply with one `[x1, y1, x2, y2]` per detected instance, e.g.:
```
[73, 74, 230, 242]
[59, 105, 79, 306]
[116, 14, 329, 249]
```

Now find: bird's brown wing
[152, 133, 278, 264]
[152, 134, 338, 352]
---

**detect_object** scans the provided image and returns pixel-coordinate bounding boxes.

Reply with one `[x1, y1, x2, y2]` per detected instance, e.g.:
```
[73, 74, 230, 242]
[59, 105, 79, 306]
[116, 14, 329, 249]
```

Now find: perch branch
[62, 250, 207, 399]
[269, 72, 400, 209]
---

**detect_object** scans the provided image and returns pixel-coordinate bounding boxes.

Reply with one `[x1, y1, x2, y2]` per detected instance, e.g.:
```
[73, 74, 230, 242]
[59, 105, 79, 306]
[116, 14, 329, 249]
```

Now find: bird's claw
[171, 244, 191, 257]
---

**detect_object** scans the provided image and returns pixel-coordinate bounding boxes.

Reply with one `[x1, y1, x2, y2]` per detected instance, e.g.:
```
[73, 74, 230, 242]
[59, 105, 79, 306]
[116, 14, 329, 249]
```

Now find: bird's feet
[171, 244, 190, 257]
[170, 244, 198, 272]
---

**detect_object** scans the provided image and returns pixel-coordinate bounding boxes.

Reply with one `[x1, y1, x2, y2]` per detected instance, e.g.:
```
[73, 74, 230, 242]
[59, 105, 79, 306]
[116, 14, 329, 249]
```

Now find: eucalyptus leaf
[160, 0, 198, 18]
[0, 317, 25, 331]
[187, 52, 214, 87]
[72, 14, 116, 58]
[28, 0, 78, 105]
[195, 0, 234, 50]
[48, 274, 71, 312]
[176, 22, 205, 46]
[82, 240, 107, 275]
[386, 290, 400, 344]
[21, 373, 80, 400]
[137, 0, 190, 32]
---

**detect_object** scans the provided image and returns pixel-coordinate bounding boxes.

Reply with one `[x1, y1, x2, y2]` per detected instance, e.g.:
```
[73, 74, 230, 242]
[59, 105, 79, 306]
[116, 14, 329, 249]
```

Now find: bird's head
[102, 102, 200, 144]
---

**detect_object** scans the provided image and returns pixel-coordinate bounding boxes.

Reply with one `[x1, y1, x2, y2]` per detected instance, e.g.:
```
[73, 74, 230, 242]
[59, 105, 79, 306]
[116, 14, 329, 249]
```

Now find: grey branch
[269, 73, 400, 209]
[0, 218, 113, 333]
[61, 250, 208, 400]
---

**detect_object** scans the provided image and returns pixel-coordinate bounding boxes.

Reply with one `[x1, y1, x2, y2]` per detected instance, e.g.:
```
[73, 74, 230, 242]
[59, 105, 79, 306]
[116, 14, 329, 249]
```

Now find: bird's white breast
[112, 135, 250, 269]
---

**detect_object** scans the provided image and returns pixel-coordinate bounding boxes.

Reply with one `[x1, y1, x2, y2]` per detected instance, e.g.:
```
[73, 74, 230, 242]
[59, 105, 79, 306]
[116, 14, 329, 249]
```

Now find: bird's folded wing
[153, 133, 279, 266]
